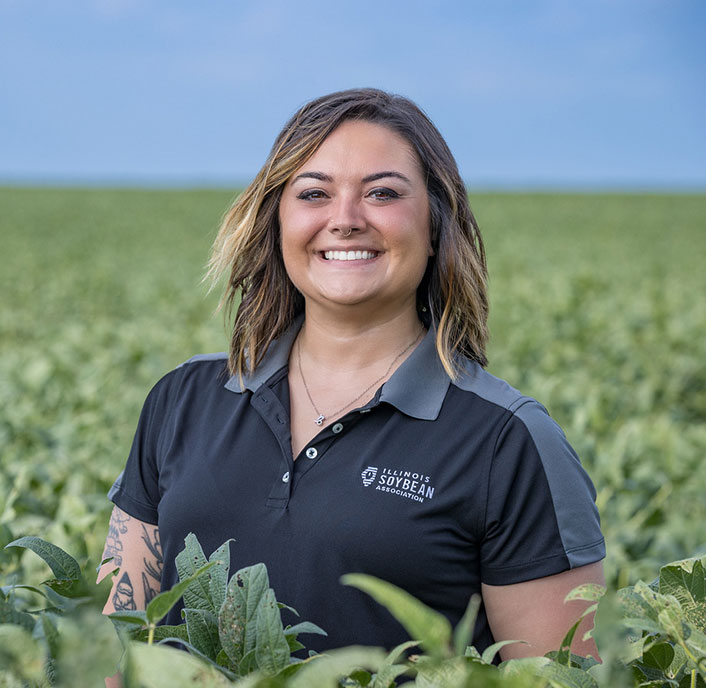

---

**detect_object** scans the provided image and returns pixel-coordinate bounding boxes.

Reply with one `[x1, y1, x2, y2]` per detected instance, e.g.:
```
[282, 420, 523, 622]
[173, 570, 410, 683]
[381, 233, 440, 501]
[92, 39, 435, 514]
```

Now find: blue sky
[1, 0, 704, 189]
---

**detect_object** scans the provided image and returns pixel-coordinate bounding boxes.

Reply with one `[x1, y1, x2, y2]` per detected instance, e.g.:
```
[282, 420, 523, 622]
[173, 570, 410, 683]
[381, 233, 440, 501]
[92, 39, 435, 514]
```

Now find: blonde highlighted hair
[208, 88, 488, 380]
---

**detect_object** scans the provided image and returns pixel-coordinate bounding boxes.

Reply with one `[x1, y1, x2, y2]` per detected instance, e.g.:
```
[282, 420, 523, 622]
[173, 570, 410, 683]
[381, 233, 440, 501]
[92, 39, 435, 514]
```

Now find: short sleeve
[107, 371, 177, 524]
[480, 400, 605, 586]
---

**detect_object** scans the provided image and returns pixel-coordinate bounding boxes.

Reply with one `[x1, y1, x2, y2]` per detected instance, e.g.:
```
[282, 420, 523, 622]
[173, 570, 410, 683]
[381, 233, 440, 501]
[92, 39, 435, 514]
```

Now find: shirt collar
[224, 317, 450, 421]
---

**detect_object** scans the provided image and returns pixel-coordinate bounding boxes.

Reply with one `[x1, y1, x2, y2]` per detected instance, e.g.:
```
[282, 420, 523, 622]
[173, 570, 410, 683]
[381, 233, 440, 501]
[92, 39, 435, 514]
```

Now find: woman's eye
[368, 187, 400, 200]
[296, 189, 327, 201]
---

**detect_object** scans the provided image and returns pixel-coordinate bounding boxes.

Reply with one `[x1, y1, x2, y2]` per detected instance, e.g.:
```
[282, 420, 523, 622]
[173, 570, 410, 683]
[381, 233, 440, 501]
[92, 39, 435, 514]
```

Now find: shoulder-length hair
[207, 88, 488, 381]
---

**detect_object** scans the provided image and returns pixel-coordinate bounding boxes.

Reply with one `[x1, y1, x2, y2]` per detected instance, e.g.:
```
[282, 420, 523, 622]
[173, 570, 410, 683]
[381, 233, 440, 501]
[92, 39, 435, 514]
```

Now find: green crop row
[1, 188, 705, 683]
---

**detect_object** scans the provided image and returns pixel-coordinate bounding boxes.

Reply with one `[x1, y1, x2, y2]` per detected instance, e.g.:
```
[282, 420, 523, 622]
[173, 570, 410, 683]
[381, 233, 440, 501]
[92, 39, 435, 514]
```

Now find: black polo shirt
[109, 321, 605, 653]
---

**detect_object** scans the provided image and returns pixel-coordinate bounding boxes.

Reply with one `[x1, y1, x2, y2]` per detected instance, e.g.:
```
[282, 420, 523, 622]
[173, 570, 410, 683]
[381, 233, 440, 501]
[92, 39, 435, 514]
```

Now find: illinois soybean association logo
[360, 466, 435, 503]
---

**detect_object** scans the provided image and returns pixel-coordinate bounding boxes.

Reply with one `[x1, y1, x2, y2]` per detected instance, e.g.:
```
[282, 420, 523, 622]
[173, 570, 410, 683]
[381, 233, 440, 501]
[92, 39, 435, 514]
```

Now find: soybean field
[1, 190, 705, 681]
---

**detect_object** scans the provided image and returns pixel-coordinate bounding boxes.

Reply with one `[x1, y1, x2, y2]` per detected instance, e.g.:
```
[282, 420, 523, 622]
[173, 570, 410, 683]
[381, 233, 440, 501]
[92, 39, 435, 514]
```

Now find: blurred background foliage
[1, 187, 705, 594]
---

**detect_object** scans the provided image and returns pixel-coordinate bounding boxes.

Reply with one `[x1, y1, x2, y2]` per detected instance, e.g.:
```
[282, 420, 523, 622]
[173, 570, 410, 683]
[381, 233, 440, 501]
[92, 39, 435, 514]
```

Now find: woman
[98, 88, 605, 660]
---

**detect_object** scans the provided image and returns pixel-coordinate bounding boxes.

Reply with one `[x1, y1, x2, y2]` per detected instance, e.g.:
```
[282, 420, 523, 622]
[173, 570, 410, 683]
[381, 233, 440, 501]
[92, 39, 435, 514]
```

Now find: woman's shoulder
[142, 353, 231, 405]
[451, 359, 546, 418]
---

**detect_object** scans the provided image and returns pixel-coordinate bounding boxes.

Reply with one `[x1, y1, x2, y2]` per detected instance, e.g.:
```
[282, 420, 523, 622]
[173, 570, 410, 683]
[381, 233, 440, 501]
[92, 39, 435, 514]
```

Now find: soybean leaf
[208, 539, 234, 612]
[175, 533, 210, 612]
[146, 560, 216, 625]
[237, 648, 257, 676]
[481, 639, 523, 665]
[0, 594, 36, 630]
[183, 608, 221, 660]
[642, 641, 675, 673]
[556, 617, 583, 665]
[5, 536, 80, 581]
[342, 573, 452, 659]
[131, 623, 189, 644]
[287, 646, 387, 688]
[109, 610, 148, 626]
[453, 593, 481, 657]
[660, 558, 706, 630]
[283, 621, 327, 637]
[219, 563, 270, 667]
[348, 668, 372, 686]
[564, 584, 606, 604]
[372, 664, 409, 688]
[285, 634, 305, 653]
[541, 661, 600, 688]
[123, 641, 232, 687]
[384, 639, 419, 665]
[35, 612, 60, 658]
[254, 587, 290, 676]
[153, 637, 238, 682]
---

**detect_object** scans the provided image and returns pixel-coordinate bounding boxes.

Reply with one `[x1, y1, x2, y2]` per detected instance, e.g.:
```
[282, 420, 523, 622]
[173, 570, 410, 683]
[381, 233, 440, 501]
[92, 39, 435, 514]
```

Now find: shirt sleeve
[107, 371, 177, 524]
[480, 399, 605, 586]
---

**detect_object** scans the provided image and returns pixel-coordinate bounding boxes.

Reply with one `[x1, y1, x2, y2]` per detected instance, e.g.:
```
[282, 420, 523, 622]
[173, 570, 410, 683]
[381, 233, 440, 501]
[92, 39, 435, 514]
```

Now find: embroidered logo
[361, 466, 378, 487]
[373, 467, 435, 503]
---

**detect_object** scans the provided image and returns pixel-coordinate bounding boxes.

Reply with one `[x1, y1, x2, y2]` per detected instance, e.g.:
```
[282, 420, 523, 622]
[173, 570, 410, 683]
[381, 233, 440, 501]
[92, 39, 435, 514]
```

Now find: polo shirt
[108, 320, 605, 653]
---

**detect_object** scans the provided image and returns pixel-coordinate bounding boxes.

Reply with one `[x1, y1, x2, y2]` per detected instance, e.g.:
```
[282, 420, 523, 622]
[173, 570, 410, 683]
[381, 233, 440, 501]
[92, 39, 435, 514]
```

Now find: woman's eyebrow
[291, 170, 413, 185]
[361, 171, 412, 184]
[292, 171, 333, 183]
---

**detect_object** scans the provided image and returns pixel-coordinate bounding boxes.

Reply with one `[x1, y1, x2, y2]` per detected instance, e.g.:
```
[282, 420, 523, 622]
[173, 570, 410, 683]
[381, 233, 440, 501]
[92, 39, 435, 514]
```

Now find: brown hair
[207, 88, 488, 380]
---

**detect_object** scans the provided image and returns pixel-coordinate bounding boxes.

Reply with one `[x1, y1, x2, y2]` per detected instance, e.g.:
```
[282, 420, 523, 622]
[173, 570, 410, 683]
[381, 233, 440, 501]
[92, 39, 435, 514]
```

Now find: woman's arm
[481, 560, 605, 661]
[97, 506, 163, 614]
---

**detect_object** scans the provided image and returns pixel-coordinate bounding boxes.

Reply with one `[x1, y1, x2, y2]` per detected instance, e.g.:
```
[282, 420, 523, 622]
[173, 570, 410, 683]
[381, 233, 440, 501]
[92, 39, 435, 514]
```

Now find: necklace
[296, 327, 425, 426]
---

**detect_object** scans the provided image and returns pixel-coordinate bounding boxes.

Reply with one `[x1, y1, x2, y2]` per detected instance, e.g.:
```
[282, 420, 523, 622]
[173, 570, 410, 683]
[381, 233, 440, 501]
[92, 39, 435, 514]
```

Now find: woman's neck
[296, 305, 425, 373]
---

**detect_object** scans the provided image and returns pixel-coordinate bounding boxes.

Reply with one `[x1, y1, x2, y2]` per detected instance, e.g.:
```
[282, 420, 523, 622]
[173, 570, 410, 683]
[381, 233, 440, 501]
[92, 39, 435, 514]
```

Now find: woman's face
[278, 119, 433, 319]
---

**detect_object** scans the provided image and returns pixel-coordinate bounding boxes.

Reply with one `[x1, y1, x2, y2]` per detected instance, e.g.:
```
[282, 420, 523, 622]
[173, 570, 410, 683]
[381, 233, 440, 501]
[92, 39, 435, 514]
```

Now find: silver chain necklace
[296, 327, 425, 426]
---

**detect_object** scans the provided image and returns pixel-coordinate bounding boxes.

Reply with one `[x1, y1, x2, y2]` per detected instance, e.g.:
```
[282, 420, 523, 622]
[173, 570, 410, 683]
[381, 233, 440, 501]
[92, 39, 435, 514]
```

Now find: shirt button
[282, 471, 290, 483]
[332, 423, 343, 434]
[305, 447, 318, 459]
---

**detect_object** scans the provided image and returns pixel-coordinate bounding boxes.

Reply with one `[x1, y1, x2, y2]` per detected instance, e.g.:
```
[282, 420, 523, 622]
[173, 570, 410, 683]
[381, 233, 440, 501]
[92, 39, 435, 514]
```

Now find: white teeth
[323, 250, 377, 261]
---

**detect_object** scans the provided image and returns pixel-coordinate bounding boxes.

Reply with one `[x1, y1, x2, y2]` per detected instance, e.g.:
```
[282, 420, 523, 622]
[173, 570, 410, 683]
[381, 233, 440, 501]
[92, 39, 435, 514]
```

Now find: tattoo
[140, 524, 163, 604]
[102, 508, 131, 568]
[112, 572, 136, 610]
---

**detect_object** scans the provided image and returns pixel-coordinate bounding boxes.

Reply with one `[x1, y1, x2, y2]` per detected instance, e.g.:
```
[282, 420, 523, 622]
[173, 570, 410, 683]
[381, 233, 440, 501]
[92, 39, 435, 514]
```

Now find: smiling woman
[98, 88, 605, 661]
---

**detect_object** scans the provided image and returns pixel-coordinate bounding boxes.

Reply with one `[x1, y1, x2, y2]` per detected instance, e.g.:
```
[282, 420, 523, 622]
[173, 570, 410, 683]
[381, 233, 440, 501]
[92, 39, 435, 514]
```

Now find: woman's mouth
[322, 250, 379, 261]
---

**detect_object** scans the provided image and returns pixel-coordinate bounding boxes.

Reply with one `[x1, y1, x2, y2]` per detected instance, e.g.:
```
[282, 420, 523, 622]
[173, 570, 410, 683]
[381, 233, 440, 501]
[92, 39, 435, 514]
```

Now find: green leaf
[5, 536, 81, 580]
[175, 533, 211, 612]
[660, 558, 706, 631]
[481, 639, 523, 665]
[342, 573, 452, 658]
[208, 539, 233, 612]
[123, 641, 232, 687]
[35, 611, 60, 658]
[0, 624, 46, 683]
[0, 595, 36, 631]
[145, 560, 215, 626]
[131, 623, 189, 644]
[184, 608, 221, 660]
[564, 584, 606, 604]
[383, 639, 419, 665]
[254, 588, 290, 676]
[283, 620, 327, 637]
[453, 592, 480, 656]
[287, 646, 387, 688]
[218, 562, 271, 667]
[109, 610, 148, 626]
[371, 663, 409, 688]
[348, 668, 372, 686]
[642, 641, 675, 672]
[556, 616, 583, 665]
[541, 661, 600, 688]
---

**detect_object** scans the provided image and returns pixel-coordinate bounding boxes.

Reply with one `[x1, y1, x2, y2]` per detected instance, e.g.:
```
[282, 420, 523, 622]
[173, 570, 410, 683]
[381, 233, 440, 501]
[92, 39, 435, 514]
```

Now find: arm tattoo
[140, 524, 163, 604]
[102, 508, 131, 568]
[112, 572, 136, 610]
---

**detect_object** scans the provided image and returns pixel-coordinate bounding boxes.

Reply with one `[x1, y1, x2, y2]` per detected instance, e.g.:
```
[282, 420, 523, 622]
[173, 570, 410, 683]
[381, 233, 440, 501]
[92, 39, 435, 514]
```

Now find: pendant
[314, 415, 325, 426]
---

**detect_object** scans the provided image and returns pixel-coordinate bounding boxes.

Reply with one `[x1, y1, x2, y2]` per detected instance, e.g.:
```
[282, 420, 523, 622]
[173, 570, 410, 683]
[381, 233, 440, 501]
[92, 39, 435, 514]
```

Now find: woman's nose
[329, 195, 364, 237]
